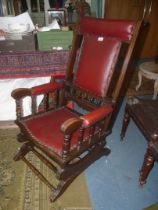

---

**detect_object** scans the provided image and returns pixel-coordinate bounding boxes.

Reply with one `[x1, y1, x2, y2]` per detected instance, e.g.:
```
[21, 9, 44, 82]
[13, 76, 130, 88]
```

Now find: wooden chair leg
[50, 174, 78, 202]
[14, 142, 32, 161]
[120, 108, 130, 141]
[139, 147, 155, 185]
[17, 132, 29, 142]
[14, 141, 110, 202]
[51, 145, 110, 202]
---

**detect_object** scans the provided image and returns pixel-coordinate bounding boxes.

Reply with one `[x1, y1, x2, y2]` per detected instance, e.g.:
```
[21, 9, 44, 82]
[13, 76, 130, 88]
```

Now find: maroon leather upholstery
[21, 105, 113, 156]
[31, 81, 63, 95]
[81, 104, 113, 128]
[74, 34, 121, 97]
[21, 108, 80, 155]
[80, 17, 135, 42]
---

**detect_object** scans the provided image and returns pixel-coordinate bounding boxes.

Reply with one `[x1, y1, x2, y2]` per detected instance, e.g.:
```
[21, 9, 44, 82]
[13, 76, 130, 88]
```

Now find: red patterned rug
[0, 50, 69, 79]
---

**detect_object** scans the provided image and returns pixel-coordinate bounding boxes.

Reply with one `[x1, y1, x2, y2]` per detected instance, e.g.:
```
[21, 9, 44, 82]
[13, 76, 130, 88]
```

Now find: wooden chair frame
[11, 17, 142, 201]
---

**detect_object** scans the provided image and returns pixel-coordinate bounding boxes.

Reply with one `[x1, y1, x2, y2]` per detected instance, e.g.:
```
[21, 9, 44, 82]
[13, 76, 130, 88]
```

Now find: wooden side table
[120, 97, 158, 185]
[136, 61, 158, 99]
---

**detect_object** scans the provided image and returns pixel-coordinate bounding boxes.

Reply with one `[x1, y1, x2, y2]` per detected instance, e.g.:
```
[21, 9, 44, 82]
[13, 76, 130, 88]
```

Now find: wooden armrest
[11, 81, 63, 100]
[11, 81, 63, 120]
[11, 88, 31, 100]
[31, 81, 63, 95]
[61, 117, 83, 135]
[52, 73, 65, 80]
[80, 104, 113, 128]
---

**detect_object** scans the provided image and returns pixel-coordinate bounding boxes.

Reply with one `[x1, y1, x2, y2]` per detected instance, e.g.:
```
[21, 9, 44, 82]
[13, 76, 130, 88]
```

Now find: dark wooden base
[14, 140, 110, 202]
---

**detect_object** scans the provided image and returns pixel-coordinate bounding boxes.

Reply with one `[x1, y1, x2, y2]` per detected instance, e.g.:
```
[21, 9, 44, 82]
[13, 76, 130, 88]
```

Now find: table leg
[139, 146, 154, 185]
[153, 79, 158, 100]
[135, 70, 142, 91]
[120, 107, 130, 141]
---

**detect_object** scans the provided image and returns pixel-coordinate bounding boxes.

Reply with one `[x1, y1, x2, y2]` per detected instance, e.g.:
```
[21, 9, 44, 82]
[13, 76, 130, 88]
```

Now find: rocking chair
[11, 17, 142, 201]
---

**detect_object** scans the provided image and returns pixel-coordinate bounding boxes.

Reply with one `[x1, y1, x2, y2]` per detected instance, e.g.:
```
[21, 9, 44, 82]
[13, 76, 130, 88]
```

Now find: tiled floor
[85, 98, 158, 210]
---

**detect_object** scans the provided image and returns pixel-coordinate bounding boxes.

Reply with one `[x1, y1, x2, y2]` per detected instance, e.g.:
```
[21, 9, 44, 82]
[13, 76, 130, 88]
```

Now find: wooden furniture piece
[120, 97, 158, 185]
[0, 35, 36, 52]
[11, 17, 142, 201]
[136, 61, 158, 99]
[104, 0, 158, 59]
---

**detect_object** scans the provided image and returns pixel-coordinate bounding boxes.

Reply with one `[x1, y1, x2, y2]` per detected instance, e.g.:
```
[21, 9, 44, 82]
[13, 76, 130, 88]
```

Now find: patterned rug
[0, 128, 26, 210]
[0, 50, 69, 79]
[0, 128, 92, 210]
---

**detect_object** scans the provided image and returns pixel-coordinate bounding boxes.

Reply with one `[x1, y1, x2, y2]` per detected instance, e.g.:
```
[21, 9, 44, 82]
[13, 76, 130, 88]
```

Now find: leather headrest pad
[80, 17, 135, 42]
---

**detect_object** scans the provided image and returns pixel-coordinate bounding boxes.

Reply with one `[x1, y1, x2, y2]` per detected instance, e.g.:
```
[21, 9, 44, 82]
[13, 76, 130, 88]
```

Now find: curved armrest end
[11, 88, 31, 100]
[61, 117, 83, 135]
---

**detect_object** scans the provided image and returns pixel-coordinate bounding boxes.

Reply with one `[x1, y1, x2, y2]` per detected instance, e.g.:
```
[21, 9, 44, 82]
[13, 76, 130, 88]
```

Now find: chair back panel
[80, 17, 135, 42]
[73, 34, 121, 97]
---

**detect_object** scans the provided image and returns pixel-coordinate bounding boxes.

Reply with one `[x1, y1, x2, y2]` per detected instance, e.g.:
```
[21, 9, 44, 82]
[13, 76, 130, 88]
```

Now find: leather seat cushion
[20, 107, 81, 156]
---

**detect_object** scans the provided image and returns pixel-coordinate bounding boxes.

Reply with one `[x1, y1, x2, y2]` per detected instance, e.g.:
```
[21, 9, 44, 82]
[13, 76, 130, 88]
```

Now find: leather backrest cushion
[80, 17, 135, 42]
[74, 34, 121, 97]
